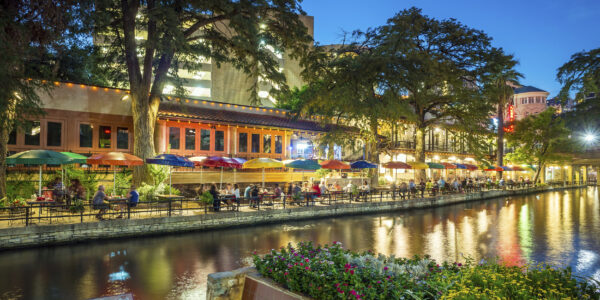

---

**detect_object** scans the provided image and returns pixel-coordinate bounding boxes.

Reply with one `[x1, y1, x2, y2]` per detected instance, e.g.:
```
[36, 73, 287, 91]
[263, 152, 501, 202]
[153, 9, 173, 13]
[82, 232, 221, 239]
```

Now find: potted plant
[69, 199, 85, 214]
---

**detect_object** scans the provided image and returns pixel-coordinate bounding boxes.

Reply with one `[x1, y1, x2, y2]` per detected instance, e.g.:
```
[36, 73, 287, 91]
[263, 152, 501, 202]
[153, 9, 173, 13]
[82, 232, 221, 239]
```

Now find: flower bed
[253, 242, 599, 299]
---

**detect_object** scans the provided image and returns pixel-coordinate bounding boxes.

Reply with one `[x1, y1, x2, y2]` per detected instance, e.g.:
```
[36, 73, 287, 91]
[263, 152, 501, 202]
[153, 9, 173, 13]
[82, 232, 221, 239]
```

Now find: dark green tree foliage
[374, 8, 495, 181]
[481, 48, 522, 178]
[0, 0, 89, 198]
[91, 0, 312, 184]
[506, 108, 571, 184]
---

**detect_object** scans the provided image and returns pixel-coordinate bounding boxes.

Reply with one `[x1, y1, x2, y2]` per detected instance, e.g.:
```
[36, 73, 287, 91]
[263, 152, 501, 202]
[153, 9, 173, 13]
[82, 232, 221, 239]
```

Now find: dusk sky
[302, 0, 600, 97]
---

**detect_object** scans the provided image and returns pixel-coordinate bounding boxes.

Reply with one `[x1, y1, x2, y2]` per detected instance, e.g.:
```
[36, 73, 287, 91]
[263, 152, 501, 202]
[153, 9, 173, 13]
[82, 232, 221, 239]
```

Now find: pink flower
[383, 266, 388, 271]
[284, 272, 288, 276]
[305, 266, 310, 270]
[350, 270, 355, 275]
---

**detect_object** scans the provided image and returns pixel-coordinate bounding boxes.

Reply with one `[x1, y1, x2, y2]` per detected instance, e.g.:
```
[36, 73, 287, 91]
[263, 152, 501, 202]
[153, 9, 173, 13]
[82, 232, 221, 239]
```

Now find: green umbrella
[60, 152, 88, 164]
[284, 159, 321, 182]
[426, 162, 445, 169]
[6, 150, 72, 196]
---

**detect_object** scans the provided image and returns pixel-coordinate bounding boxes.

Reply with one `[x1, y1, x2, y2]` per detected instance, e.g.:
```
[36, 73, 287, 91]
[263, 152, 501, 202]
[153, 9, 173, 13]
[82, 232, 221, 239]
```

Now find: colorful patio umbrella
[350, 160, 377, 169]
[382, 161, 412, 169]
[243, 158, 284, 187]
[500, 166, 513, 171]
[509, 165, 525, 171]
[146, 154, 194, 195]
[87, 152, 144, 196]
[483, 165, 503, 172]
[440, 162, 457, 169]
[426, 162, 445, 169]
[231, 158, 247, 184]
[189, 156, 207, 184]
[320, 160, 351, 170]
[197, 156, 243, 189]
[61, 152, 88, 164]
[6, 150, 72, 196]
[462, 163, 479, 171]
[284, 159, 321, 182]
[525, 164, 537, 171]
[453, 163, 468, 169]
[408, 162, 429, 170]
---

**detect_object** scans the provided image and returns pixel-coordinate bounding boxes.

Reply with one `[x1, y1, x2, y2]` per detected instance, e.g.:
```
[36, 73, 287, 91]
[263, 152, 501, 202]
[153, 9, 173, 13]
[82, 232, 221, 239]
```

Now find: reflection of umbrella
[285, 159, 321, 182]
[320, 160, 350, 170]
[350, 160, 377, 169]
[146, 154, 194, 195]
[87, 152, 144, 196]
[426, 162, 445, 169]
[383, 161, 412, 169]
[408, 162, 429, 170]
[7, 150, 72, 196]
[243, 158, 284, 187]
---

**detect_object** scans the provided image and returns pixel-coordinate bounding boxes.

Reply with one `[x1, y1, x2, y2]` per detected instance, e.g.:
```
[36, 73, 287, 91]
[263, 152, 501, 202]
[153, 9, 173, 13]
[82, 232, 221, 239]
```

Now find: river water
[1, 187, 599, 299]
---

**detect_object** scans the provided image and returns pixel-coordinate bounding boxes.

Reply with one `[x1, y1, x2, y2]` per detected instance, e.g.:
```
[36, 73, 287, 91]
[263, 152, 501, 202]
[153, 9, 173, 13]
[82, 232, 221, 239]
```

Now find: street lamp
[584, 133, 597, 143]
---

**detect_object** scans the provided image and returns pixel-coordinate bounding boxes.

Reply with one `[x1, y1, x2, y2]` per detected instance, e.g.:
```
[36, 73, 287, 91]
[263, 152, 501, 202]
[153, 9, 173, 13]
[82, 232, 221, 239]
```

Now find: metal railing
[0, 182, 587, 228]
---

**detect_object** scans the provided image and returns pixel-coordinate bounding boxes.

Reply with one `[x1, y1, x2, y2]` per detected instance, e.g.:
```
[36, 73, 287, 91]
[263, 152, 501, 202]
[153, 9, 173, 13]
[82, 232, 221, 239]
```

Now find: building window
[238, 133, 248, 153]
[185, 128, 196, 150]
[99, 126, 112, 148]
[46, 122, 62, 147]
[8, 129, 16, 145]
[251, 134, 260, 153]
[24, 121, 41, 146]
[201, 129, 210, 151]
[521, 98, 526, 104]
[117, 127, 129, 149]
[215, 130, 224, 151]
[263, 134, 271, 153]
[79, 124, 92, 148]
[169, 127, 180, 150]
[528, 97, 534, 104]
[275, 135, 282, 154]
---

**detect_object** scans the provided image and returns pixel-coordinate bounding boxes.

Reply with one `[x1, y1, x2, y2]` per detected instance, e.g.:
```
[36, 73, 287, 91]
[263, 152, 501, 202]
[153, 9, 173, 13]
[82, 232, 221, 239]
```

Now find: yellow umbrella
[408, 162, 429, 169]
[243, 158, 284, 187]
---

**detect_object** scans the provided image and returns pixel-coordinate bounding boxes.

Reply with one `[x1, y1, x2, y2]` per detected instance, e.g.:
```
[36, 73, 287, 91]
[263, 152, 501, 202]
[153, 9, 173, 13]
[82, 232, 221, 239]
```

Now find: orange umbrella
[383, 161, 412, 169]
[86, 152, 144, 195]
[320, 159, 351, 170]
[440, 162, 457, 169]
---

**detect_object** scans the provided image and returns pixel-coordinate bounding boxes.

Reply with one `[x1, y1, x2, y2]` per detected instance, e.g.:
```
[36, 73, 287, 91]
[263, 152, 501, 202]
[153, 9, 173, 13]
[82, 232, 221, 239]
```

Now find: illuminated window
[238, 133, 248, 153]
[188, 86, 211, 97]
[258, 91, 269, 98]
[117, 127, 129, 149]
[275, 135, 282, 154]
[47, 122, 62, 147]
[251, 134, 260, 153]
[263, 134, 271, 153]
[185, 128, 196, 150]
[79, 124, 92, 148]
[201, 129, 210, 151]
[99, 126, 111, 149]
[24, 121, 40, 146]
[192, 71, 211, 80]
[215, 131, 224, 151]
[163, 85, 175, 94]
[169, 127, 180, 150]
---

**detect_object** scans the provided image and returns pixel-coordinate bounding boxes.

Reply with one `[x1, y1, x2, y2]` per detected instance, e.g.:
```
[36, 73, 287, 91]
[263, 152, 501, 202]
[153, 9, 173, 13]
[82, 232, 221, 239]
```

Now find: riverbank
[0, 184, 587, 250]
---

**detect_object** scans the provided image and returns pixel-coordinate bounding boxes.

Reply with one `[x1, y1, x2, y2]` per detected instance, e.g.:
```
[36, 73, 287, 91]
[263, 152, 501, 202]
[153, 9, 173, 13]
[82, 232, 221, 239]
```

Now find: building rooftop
[514, 86, 548, 94]
[159, 102, 339, 132]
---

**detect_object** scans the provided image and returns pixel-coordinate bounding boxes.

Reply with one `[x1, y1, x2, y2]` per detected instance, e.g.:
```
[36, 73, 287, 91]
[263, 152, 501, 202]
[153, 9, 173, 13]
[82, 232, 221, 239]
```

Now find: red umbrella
[440, 162, 457, 169]
[509, 165, 525, 171]
[484, 166, 503, 172]
[382, 161, 412, 169]
[463, 163, 479, 171]
[86, 152, 144, 195]
[320, 159, 351, 170]
[191, 156, 243, 189]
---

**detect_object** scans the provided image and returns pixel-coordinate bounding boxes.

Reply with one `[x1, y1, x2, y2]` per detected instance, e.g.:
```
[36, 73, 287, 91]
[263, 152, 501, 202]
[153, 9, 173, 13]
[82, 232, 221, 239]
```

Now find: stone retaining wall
[0, 185, 585, 250]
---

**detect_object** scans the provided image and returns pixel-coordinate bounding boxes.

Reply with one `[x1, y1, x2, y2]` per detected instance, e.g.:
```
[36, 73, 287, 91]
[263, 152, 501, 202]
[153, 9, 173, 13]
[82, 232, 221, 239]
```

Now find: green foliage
[149, 165, 169, 186]
[137, 182, 180, 202]
[254, 242, 600, 299]
[557, 47, 600, 103]
[506, 108, 571, 183]
[198, 191, 213, 205]
[64, 166, 102, 201]
[314, 168, 331, 178]
[5, 173, 36, 200]
[69, 199, 85, 214]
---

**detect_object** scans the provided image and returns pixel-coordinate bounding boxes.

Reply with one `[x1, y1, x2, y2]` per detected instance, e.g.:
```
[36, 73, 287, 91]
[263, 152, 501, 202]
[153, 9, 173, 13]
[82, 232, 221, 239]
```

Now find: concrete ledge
[0, 185, 586, 250]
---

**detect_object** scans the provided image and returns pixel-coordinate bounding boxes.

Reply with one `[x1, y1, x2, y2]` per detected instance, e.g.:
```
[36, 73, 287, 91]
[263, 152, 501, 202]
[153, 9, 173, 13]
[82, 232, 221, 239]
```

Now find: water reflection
[0, 187, 598, 299]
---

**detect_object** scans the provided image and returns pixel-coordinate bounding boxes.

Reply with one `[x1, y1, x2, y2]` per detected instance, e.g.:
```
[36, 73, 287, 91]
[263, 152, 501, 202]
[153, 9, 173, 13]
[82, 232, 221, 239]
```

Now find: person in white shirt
[233, 184, 240, 198]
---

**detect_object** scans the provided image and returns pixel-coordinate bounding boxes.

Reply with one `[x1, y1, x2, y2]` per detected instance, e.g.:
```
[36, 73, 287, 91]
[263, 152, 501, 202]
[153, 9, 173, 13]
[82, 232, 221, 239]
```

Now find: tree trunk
[533, 163, 543, 184]
[415, 126, 426, 182]
[131, 93, 161, 185]
[327, 141, 334, 159]
[0, 125, 10, 199]
[369, 116, 379, 186]
[496, 103, 504, 179]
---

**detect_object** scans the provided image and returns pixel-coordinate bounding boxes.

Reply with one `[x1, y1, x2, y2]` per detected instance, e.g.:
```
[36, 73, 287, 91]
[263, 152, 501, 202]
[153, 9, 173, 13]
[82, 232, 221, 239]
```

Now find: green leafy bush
[254, 242, 600, 300]
[138, 182, 180, 202]
[198, 191, 213, 205]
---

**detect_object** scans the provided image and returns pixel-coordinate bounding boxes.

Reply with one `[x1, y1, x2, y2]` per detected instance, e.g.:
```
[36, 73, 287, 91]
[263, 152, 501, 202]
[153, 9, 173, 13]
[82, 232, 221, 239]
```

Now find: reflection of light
[108, 266, 130, 281]
[576, 250, 598, 272]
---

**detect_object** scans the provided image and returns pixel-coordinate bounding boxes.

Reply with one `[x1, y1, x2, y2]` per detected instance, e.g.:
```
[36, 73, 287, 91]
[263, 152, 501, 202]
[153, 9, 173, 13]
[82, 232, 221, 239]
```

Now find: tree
[505, 108, 571, 184]
[481, 49, 522, 179]
[91, 0, 312, 184]
[279, 44, 403, 185]
[0, 0, 87, 199]
[375, 8, 495, 181]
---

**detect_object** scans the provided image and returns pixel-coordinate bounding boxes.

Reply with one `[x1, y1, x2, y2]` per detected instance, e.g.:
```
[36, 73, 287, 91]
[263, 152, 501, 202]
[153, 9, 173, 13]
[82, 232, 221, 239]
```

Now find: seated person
[399, 182, 408, 199]
[68, 179, 86, 202]
[116, 185, 139, 218]
[92, 185, 109, 220]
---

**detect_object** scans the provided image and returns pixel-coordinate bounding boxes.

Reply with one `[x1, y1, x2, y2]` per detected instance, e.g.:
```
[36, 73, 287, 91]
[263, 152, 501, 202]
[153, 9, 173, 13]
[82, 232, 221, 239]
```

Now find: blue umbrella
[351, 160, 377, 169]
[146, 154, 194, 195]
[453, 163, 468, 169]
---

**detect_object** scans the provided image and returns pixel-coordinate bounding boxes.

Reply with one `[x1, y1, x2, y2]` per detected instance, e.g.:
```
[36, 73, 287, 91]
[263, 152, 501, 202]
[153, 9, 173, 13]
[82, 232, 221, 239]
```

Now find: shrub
[253, 242, 600, 300]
